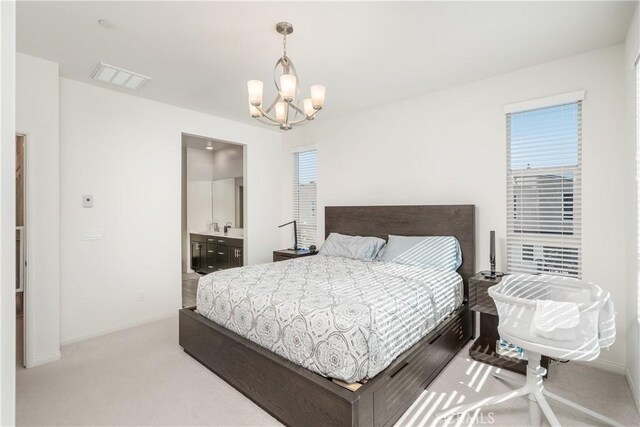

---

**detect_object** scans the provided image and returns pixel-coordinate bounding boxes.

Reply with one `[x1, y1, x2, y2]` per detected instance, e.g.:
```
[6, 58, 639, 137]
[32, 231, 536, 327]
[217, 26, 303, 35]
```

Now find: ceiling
[182, 134, 241, 151]
[17, 1, 636, 126]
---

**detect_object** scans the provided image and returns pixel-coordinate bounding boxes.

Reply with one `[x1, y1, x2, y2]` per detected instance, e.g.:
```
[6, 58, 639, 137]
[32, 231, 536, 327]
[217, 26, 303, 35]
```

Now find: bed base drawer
[373, 309, 472, 426]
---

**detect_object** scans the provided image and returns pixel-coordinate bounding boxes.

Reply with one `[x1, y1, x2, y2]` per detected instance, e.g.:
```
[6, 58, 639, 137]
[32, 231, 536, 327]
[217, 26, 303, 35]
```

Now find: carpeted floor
[16, 315, 639, 426]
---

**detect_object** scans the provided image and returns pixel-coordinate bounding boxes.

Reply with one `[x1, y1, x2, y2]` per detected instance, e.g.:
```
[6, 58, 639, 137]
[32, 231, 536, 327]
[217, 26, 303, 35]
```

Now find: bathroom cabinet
[190, 233, 243, 273]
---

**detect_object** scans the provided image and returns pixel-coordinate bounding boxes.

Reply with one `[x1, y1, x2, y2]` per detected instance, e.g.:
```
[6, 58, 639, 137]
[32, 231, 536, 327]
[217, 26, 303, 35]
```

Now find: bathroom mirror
[211, 177, 243, 229]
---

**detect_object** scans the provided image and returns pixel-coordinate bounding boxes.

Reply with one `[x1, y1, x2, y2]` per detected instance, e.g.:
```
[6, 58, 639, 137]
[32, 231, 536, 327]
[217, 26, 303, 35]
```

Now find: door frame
[16, 132, 29, 368]
[181, 133, 247, 271]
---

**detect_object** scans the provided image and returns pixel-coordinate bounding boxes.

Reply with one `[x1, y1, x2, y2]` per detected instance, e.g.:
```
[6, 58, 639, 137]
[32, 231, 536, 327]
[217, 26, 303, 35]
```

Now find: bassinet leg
[542, 389, 624, 427]
[528, 394, 541, 426]
[526, 353, 543, 427]
[534, 391, 560, 427]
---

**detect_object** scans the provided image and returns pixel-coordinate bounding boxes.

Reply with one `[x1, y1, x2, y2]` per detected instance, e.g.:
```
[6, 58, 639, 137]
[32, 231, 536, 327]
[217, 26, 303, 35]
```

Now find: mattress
[196, 255, 463, 383]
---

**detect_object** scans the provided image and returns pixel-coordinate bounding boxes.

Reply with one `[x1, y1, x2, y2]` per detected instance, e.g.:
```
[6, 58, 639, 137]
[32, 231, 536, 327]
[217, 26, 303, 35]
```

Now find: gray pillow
[380, 235, 462, 271]
[318, 233, 386, 261]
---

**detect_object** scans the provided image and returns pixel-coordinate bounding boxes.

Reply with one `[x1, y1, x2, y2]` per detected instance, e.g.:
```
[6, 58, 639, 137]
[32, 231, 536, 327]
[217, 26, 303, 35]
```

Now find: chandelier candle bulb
[310, 85, 326, 109]
[303, 98, 315, 117]
[247, 80, 263, 106]
[275, 101, 288, 124]
[249, 103, 261, 118]
[280, 74, 297, 101]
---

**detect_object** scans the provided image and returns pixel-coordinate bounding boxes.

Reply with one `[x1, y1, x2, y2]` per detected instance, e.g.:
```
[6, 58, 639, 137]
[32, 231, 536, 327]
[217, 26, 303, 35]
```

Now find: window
[507, 101, 582, 277]
[293, 148, 317, 248]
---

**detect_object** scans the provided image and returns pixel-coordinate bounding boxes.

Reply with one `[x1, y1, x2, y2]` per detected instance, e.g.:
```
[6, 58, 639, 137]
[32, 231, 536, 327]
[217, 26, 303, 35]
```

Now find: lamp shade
[303, 98, 314, 117]
[249, 103, 261, 118]
[310, 85, 325, 109]
[280, 74, 297, 101]
[247, 80, 264, 106]
[275, 101, 288, 123]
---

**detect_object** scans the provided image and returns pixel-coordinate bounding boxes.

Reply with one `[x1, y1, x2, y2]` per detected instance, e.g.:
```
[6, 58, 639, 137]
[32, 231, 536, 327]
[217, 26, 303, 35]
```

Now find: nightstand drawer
[273, 253, 294, 262]
[273, 249, 316, 262]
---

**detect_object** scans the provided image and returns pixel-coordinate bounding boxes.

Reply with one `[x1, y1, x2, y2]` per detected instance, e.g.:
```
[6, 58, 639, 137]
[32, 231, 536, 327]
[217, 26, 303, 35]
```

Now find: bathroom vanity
[190, 233, 243, 273]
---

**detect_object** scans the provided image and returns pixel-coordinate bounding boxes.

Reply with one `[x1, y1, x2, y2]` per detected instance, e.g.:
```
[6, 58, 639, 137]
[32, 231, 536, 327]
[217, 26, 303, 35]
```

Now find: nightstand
[468, 272, 550, 376]
[273, 249, 316, 262]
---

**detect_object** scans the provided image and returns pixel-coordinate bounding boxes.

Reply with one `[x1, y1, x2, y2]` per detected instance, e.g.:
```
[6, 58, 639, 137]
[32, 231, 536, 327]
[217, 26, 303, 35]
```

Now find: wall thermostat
[82, 195, 93, 208]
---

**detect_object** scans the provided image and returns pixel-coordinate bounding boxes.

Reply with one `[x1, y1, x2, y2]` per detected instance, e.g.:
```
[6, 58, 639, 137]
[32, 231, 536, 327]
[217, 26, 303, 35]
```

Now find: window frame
[505, 92, 584, 278]
[292, 146, 318, 248]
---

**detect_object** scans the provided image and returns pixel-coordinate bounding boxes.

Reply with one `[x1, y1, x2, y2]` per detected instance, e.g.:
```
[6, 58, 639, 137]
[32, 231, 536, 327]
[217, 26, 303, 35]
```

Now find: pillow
[380, 235, 462, 271]
[318, 233, 386, 261]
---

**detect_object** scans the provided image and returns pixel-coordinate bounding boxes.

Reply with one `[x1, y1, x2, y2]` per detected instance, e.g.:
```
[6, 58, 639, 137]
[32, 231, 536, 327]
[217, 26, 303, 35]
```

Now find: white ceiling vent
[91, 62, 150, 90]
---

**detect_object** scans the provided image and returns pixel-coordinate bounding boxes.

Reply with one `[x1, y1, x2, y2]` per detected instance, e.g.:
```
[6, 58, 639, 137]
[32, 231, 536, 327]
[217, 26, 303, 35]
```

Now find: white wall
[16, 53, 61, 367]
[285, 45, 629, 370]
[624, 4, 640, 409]
[0, 1, 16, 424]
[212, 144, 243, 181]
[59, 77, 283, 344]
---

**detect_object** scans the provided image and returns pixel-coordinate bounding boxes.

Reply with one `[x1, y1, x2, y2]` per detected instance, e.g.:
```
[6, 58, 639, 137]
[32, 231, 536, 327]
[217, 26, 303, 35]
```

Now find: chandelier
[247, 22, 325, 130]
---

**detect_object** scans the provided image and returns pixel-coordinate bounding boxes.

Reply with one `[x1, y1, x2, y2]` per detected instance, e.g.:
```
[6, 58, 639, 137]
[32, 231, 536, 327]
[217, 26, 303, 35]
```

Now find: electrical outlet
[138, 291, 144, 302]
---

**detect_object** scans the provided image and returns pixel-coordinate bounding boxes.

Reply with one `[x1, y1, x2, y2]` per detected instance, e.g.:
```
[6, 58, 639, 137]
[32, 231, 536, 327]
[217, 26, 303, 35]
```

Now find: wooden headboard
[324, 205, 476, 299]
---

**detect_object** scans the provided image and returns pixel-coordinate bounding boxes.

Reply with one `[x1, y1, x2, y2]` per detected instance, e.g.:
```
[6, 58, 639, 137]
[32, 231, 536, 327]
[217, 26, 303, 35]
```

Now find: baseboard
[575, 358, 626, 375]
[627, 367, 640, 414]
[28, 350, 61, 368]
[60, 310, 177, 346]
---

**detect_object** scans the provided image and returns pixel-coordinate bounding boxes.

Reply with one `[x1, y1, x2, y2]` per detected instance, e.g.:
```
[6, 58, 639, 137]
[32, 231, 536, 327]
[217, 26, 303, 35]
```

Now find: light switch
[82, 195, 93, 208]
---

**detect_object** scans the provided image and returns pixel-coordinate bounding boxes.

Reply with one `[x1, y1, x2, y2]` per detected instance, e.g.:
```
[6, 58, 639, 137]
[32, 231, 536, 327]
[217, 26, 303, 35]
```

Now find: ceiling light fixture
[91, 62, 150, 90]
[206, 142, 213, 150]
[247, 22, 325, 131]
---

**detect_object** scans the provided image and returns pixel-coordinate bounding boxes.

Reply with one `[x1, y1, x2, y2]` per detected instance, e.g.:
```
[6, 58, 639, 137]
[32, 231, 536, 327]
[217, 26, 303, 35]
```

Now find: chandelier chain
[283, 34, 287, 59]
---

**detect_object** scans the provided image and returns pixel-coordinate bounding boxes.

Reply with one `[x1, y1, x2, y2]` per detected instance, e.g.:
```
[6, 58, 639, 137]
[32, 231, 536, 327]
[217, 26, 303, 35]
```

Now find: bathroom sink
[198, 229, 244, 239]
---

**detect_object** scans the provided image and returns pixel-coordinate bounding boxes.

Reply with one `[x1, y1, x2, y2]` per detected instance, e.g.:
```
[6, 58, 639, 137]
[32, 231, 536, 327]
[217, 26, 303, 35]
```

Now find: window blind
[293, 149, 317, 248]
[507, 101, 582, 278]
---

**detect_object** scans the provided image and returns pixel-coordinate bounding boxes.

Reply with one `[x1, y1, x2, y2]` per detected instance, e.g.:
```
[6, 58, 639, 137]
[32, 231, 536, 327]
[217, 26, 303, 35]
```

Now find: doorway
[180, 134, 246, 307]
[15, 134, 26, 368]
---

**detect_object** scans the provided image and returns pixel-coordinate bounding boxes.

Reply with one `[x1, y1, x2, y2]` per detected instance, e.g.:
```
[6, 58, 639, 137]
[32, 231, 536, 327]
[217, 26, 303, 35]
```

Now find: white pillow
[318, 233, 386, 261]
[380, 235, 462, 271]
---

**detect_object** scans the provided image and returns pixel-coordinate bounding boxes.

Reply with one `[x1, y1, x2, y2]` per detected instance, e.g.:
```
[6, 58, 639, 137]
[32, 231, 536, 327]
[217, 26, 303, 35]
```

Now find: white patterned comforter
[196, 255, 463, 382]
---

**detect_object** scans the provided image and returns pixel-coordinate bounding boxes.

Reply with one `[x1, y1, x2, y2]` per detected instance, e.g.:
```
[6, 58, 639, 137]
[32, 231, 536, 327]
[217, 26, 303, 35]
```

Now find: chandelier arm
[287, 119, 308, 126]
[287, 102, 306, 117]
[288, 102, 320, 121]
[263, 93, 282, 114]
[288, 117, 314, 126]
[254, 116, 281, 127]
[256, 106, 281, 125]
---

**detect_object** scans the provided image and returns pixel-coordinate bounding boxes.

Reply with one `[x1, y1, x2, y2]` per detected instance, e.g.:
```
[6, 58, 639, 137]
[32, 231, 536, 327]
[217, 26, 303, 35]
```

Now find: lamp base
[480, 270, 505, 279]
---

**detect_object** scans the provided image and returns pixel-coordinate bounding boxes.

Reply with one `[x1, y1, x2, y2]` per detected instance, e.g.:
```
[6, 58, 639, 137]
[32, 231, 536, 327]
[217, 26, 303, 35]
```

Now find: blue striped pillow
[380, 235, 462, 271]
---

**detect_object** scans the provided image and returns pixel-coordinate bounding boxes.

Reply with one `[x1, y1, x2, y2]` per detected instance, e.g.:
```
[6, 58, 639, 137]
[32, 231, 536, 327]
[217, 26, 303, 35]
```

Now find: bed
[179, 205, 475, 427]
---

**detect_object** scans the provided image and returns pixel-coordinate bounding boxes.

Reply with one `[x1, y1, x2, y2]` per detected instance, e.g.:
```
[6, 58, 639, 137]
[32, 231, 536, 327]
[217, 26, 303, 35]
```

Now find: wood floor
[182, 272, 200, 308]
